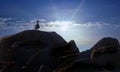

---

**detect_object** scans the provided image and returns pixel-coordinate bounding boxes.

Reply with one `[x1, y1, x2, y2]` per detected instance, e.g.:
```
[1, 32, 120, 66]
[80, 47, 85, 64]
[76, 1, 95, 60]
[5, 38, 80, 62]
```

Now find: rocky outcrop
[53, 37, 120, 72]
[0, 30, 66, 72]
[0, 30, 120, 72]
[90, 37, 120, 71]
[52, 40, 80, 72]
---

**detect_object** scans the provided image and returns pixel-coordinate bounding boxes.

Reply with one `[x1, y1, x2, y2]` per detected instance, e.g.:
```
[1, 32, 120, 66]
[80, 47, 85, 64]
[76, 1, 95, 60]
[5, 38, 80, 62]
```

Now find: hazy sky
[0, 0, 120, 51]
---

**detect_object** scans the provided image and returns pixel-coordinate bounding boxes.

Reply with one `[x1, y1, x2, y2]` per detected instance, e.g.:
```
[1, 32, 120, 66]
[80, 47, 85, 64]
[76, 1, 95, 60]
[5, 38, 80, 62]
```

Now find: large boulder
[52, 40, 105, 72]
[52, 40, 80, 72]
[63, 37, 120, 72]
[0, 30, 67, 72]
[91, 37, 119, 50]
[90, 37, 120, 71]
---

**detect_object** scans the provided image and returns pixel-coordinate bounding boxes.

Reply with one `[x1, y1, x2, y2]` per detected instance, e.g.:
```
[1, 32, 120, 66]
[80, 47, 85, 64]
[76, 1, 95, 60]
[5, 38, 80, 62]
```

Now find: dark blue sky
[0, 0, 120, 23]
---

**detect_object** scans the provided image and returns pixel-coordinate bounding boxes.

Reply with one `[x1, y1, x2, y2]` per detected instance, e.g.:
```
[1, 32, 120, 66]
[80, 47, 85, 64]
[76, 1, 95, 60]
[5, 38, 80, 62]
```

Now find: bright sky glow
[49, 21, 73, 31]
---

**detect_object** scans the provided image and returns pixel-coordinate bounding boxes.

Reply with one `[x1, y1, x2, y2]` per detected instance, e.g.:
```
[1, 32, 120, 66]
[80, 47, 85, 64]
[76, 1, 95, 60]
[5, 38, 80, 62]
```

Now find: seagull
[34, 20, 40, 30]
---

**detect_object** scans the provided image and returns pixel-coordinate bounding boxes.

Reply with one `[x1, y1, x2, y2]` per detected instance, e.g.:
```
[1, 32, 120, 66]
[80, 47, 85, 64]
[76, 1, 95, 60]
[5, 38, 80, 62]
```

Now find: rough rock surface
[0, 30, 66, 72]
[53, 37, 120, 72]
[0, 30, 120, 72]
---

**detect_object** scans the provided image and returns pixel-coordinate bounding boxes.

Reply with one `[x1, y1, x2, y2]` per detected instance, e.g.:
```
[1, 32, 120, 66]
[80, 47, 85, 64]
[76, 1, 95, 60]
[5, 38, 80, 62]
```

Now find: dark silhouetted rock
[91, 37, 120, 50]
[52, 42, 103, 72]
[52, 40, 79, 61]
[0, 30, 120, 72]
[53, 37, 120, 72]
[52, 40, 80, 72]
[90, 37, 120, 71]
[37, 65, 52, 72]
[0, 30, 67, 72]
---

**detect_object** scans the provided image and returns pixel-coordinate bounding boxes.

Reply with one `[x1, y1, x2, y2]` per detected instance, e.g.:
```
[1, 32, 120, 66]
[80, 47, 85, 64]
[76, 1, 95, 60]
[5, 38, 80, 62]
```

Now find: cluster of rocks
[0, 30, 120, 72]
